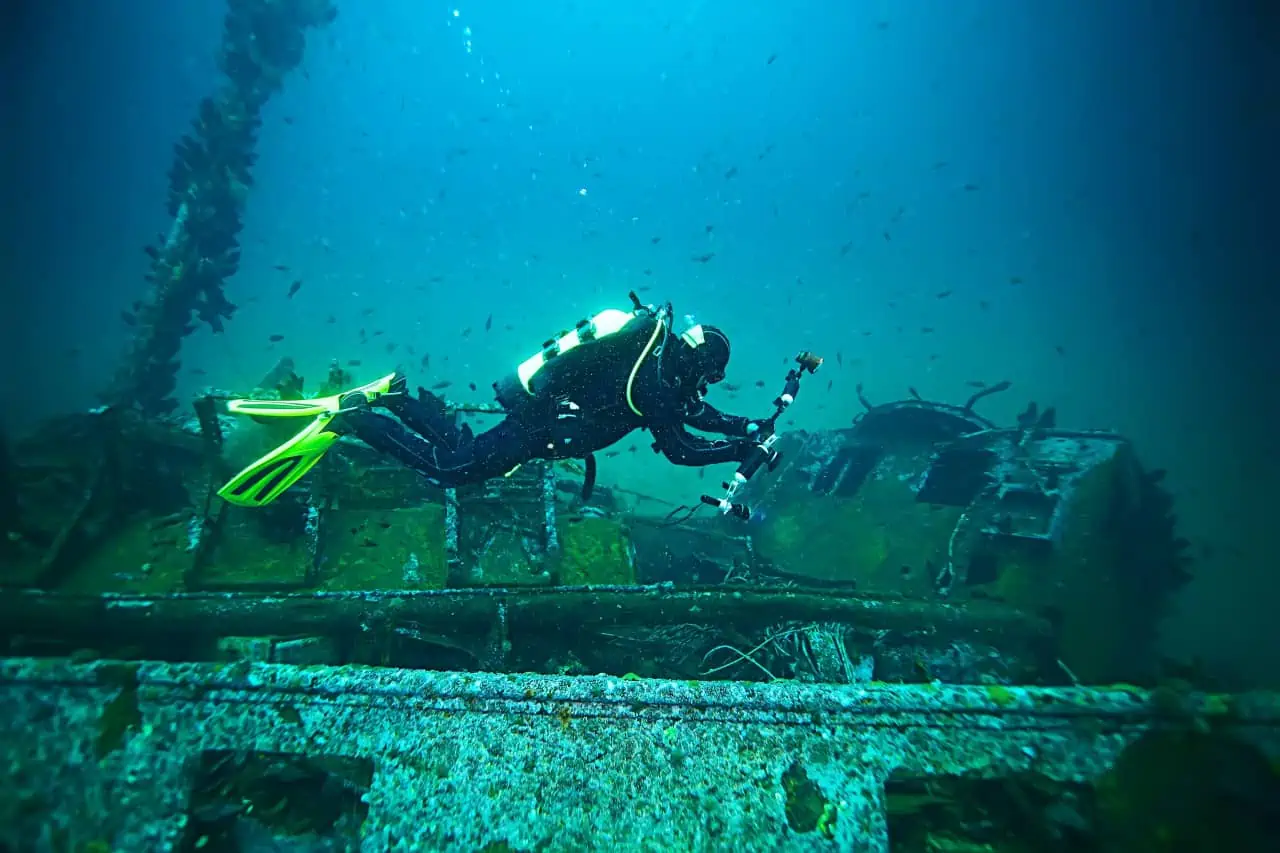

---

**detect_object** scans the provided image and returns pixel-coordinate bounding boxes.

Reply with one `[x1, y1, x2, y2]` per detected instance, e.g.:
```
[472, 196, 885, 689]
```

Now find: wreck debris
[3, 658, 1277, 851]
[108, 0, 337, 416]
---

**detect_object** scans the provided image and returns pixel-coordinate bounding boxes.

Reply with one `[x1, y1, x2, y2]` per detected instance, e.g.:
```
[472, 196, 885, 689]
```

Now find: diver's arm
[649, 423, 753, 467]
[683, 397, 756, 437]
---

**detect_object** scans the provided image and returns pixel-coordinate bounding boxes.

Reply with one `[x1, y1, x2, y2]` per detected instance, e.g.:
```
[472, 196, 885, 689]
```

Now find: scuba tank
[492, 292, 673, 418]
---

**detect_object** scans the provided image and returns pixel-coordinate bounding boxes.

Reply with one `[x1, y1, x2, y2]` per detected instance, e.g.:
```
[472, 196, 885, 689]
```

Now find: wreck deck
[5, 658, 1277, 851]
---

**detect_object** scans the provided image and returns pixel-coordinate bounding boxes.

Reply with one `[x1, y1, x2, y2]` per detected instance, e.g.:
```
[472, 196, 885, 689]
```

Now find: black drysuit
[344, 333, 759, 488]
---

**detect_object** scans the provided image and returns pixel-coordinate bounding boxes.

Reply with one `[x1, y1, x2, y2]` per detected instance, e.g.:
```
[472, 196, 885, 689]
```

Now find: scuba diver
[218, 293, 782, 507]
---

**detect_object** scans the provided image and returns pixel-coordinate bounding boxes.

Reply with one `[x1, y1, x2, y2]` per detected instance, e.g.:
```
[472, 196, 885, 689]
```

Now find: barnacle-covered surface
[2, 659, 1278, 852]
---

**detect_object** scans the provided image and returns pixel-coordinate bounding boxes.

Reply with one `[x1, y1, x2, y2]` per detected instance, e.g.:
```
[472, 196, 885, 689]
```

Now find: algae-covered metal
[738, 391, 1190, 683]
[2, 658, 1276, 852]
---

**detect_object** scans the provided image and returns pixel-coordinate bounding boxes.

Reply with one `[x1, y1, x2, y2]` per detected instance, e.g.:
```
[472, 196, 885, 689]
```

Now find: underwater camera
[700, 351, 822, 521]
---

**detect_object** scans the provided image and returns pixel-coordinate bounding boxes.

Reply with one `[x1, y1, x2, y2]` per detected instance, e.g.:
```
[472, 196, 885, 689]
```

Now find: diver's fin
[225, 373, 398, 419]
[230, 398, 338, 418]
[219, 373, 400, 507]
[218, 414, 342, 507]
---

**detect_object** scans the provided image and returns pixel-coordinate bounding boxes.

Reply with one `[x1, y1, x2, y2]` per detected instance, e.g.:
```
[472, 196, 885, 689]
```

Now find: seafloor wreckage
[3, 358, 1278, 851]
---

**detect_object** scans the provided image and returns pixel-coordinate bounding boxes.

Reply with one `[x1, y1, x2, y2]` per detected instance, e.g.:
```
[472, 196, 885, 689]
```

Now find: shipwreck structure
[4, 361, 1274, 850]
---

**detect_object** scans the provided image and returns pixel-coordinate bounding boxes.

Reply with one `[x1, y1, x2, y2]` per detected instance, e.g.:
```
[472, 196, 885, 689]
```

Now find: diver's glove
[745, 419, 773, 437]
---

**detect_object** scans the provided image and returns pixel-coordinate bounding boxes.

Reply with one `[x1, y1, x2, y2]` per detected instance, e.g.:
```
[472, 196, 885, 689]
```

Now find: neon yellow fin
[217, 415, 341, 507]
[225, 373, 398, 419]
[217, 373, 397, 507]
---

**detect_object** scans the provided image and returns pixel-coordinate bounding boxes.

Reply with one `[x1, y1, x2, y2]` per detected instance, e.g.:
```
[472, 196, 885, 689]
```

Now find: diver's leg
[342, 399, 533, 487]
[339, 407, 441, 475]
[421, 418, 534, 486]
[381, 385, 464, 449]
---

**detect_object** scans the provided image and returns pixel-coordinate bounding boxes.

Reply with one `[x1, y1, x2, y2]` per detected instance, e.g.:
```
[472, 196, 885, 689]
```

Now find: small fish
[826, 379, 833, 391]
[724, 166, 738, 180]
[692, 253, 715, 264]
[705, 224, 715, 233]
[766, 52, 778, 65]
[120, 311, 137, 326]
[966, 380, 986, 388]
[431, 380, 452, 390]
[722, 383, 741, 392]
[485, 314, 493, 332]
[461, 327, 472, 337]
[283, 116, 294, 125]
[1054, 345, 1066, 356]
[386, 342, 397, 353]
[325, 314, 336, 323]
[468, 382, 477, 391]
[979, 300, 990, 310]
[287, 280, 301, 298]
[347, 360, 362, 366]
[1009, 276, 1023, 285]
[920, 327, 934, 334]
[883, 231, 891, 241]
[754, 380, 765, 388]
[962, 183, 979, 192]
[836, 351, 843, 367]
[908, 386, 921, 400]
[641, 270, 652, 277]
[273, 264, 289, 271]
[420, 353, 431, 369]
[650, 236, 662, 244]
[839, 241, 853, 256]
[269, 334, 284, 342]
[605, 450, 620, 458]
[935, 290, 952, 299]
